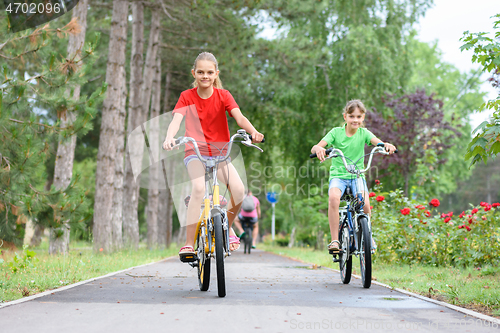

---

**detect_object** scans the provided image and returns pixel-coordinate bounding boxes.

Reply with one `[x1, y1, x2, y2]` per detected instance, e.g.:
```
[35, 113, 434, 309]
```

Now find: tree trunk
[122, 2, 144, 248]
[111, 66, 128, 251]
[49, 0, 89, 255]
[147, 55, 161, 249]
[93, 0, 128, 253]
[158, 72, 172, 248]
[122, 9, 161, 248]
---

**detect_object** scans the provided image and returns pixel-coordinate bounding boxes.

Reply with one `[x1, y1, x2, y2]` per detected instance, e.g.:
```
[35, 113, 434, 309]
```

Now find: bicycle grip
[161, 138, 182, 150]
[377, 142, 398, 154]
[249, 135, 265, 143]
[310, 147, 333, 158]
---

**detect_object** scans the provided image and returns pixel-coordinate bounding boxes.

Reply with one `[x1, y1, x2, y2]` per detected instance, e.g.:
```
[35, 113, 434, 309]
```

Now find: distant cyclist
[234, 190, 261, 248]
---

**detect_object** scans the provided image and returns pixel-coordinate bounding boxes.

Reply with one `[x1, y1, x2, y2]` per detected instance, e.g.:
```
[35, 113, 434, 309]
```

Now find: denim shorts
[329, 178, 368, 197]
[183, 155, 231, 168]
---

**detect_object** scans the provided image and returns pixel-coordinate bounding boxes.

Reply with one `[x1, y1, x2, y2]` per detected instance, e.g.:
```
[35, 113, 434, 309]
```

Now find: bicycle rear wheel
[339, 222, 352, 284]
[244, 226, 252, 254]
[197, 229, 210, 291]
[358, 217, 372, 288]
[213, 214, 226, 297]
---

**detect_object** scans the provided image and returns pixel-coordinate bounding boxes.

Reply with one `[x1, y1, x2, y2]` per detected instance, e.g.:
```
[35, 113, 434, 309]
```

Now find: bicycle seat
[184, 195, 228, 208]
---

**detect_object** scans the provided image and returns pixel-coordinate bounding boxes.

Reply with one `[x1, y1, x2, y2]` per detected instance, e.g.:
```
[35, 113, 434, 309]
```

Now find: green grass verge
[261, 244, 500, 318]
[0, 242, 177, 303]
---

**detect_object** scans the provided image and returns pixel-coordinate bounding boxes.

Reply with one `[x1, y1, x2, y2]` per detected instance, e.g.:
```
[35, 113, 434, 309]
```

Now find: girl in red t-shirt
[163, 52, 264, 259]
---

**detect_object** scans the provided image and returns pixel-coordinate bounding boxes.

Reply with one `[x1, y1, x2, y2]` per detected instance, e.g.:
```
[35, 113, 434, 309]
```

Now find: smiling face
[191, 60, 219, 89]
[343, 107, 365, 130]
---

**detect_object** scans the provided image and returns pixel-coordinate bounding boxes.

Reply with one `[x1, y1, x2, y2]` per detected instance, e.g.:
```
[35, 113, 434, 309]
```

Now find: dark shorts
[238, 213, 258, 225]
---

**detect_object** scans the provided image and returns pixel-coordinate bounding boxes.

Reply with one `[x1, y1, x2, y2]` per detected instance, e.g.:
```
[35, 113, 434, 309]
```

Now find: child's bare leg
[328, 187, 342, 242]
[233, 216, 244, 234]
[182, 160, 205, 251]
[363, 192, 371, 217]
[252, 222, 259, 246]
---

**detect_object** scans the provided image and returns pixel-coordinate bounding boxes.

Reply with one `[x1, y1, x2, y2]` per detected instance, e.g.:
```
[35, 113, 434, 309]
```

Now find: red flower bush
[376, 195, 385, 202]
[465, 226, 471, 232]
[375, 180, 380, 185]
[471, 208, 478, 214]
[444, 217, 451, 223]
[400, 208, 411, 215]
[459, 211, 465, 218]
[425, 210, 431, 217]
[429, 198, 440, 207]
[415, 204, 425, 210]
[484, 204, 492, 211]
[369, 192, 376, 198]
[480, 202, 488, 207]
[492, 203, 500, 208]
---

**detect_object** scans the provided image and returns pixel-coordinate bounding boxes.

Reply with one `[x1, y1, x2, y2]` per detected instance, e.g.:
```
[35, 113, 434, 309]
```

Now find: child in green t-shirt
[310, 100, 397, 253]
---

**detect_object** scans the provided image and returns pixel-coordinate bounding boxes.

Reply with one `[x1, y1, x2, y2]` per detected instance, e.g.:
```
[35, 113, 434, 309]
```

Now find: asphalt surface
[1, 249, 499, 333]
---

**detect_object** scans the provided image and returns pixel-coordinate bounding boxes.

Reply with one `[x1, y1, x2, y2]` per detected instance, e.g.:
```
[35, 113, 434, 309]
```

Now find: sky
[415, 0, 499, 129]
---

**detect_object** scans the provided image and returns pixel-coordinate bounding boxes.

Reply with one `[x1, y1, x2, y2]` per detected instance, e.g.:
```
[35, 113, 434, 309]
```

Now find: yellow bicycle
[171, 129, 263, 297]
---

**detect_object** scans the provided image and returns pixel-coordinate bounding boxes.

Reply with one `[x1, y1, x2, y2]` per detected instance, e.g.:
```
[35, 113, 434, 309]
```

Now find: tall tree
[123, 9, 161, 249]
[49, 0, 90, 255]
[111, 66, 128, 251]
[123, 1, 145, 247]
[93, 0, 128, 253]
[147, 55, 162, 249]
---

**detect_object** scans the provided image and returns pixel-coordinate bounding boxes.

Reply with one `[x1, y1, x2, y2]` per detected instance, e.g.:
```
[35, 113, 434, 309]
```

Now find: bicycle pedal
[179, 254, 197, 263]
[332, 256, 340, 263]
[329, 249, 343, 255]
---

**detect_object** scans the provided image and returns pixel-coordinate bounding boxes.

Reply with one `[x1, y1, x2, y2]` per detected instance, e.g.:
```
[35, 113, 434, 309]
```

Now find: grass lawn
[260, 244, 500, 318]
[0, 241, 177, 303]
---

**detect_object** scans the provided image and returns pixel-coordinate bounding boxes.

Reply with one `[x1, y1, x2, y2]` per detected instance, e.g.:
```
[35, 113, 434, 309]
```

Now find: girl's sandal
[328, 240, 341, 254]
[229, 235, 240, 251]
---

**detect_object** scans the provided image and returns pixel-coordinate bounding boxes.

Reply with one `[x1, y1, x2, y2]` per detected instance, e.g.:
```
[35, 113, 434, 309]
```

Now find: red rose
[440, 213, 446, 218]
[369, 192, 376, 198]
[429, 198, 440, 207]
[447, 212, 453, 217]
[468, 219, 473, 224]
[459, 211, 465, 218]
[425, 210, 431, 217]
[415, 205, 425, 210]
[375, 180, 380, 185]
[480, 202, 488, 207]
[458, 225, 463, 229]
[400, 208, 411, 215]
[471, 208, 478, 214]
[484, 205, 491, 211]
[492, 203, 500, 208]
[370, 206, 373, 210]
[376, 195, 385, 202]
[465, 226, 471, 231]
[444, 217, 451, 223]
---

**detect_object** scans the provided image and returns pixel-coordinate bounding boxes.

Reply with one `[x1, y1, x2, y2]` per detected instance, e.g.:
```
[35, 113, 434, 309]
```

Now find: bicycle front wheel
[213, 214, 226, 297]
[197, 230, 210, 291]
[358, 217, 372, 288]
[339, 222, 352, 284]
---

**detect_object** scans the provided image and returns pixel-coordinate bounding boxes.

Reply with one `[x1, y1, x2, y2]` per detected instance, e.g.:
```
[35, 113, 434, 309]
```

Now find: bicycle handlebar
[163, 129, 264, 163]
[310, 145, 398, 175]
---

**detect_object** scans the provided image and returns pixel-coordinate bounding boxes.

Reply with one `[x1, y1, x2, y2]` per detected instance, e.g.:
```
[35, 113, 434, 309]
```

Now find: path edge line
[0, 256, 176, 310]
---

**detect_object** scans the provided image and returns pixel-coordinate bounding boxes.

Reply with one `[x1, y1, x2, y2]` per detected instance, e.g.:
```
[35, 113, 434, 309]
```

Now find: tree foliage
[0, 15, 105, 245]
[461, 13, 500, 166]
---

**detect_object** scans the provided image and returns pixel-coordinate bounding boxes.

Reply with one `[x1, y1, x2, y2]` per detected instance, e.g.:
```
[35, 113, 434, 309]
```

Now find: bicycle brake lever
[241, 140, 264, 152]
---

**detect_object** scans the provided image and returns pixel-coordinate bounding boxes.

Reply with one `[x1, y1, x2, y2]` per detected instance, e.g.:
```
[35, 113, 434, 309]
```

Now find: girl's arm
[370, 137, 397, 154]
[162, 113, 184, 150]
[311, 140, 328, 162]
[231, 108, 264, 143]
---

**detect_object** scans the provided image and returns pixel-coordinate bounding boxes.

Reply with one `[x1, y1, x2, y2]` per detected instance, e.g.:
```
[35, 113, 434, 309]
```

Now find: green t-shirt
[321, 124, 376, 180]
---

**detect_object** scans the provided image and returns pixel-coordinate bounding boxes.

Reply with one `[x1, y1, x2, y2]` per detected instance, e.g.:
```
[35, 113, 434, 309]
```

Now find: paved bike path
[1, 250, 498, 333]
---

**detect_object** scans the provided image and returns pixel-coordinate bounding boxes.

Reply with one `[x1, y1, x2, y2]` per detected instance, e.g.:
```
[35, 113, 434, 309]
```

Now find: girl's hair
[192, 52, 223, 89]
[343, 99, 367, 127]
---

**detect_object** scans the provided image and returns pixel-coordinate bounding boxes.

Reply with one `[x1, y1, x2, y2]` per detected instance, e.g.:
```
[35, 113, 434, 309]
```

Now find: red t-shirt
[173, 87, 239, 157]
